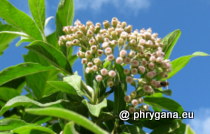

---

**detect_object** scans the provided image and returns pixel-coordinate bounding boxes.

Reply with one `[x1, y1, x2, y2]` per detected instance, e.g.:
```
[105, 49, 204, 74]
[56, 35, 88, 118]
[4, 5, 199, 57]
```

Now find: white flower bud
[97, 49, 103, 55]
[92, 65, 98, 71]
[124, 95, 131, 103]
[131, 99, 139, 106]
[146, 71, 156, 78]
[120, 50, 127, 57]
[118, 38, 124, 45]
[124, 57, 131, 64]
[131, 68, 138, 75]
[85, 67, 92, 73]
[102, 42, 109, 48]
[87, 62, 93, 67]
[138, 98, 144, 103]
[124, 69, 130, 75]
[93, 58, 101, 65]
[107, 80, 114, 87]
[90, 45, 97, 51]
[142, 105, 149, 111]
[138, 66, 145, 74]
[129, 107, 135, 113]
[95, 75, 102, 82]
[103, 20, 110, 29]
[143, 85, 153, 93]
[120, 32, 128, 39]
[126, 76, 133, 83]
[105, 47, 112, 55]
[108, 70, 116, 77]
[148, 62, 155, 70]
[131, 60, 139, 67]
[139, 39, 146, 45]
[116, 57, 123, 64]
[81, 58, 87, 64]
[107, 54, 115, 61]
[100, 68, 108, 76]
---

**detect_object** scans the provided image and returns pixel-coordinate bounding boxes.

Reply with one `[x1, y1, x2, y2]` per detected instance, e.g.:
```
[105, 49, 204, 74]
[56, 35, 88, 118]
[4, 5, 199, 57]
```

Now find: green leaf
[16, 37, 32, 47]
[46, 81, 77, 95]
[0, 31, 29, 37]
[150, 120, 180, 134]
[144, 97, 184, 114]
[0, 87, 19, 101]
[69, 55, 78, 66]
[63, 75, 84, 96]
[0, 118, 28, 131]
[0, 0, 42, 40]
[26, 41, 73, 74]
[121, 125, 146, 134]
[26, 107, 108, 134]
[82, 99, 107, 117]
[185, 125, 195, 134]
[24, 51, 59, 99]
[154, 88, 172, 96]
[29, 0, 46, 33]
[47, 32, 58, 46]
[167, 51, 209, 79]
[12, 125, 55, 134]
[162, 29, 181, 59]
[114, 64, 126, 115]
[0, 62, 57, 86]
[63, 122, 79, 134]
[0, 23, 17, 56]
[56, 0, 74, 36]
[0, 96, 63, 115]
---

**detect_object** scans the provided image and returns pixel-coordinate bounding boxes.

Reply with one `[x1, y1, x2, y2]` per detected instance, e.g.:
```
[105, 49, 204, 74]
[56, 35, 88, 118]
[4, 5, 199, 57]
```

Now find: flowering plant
[0, 0, 208, 134]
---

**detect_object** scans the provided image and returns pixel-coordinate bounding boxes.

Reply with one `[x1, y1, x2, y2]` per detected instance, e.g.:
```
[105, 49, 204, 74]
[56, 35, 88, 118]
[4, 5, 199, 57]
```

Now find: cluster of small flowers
[124, 92, 149, 113]
[59, 17, 171, 93]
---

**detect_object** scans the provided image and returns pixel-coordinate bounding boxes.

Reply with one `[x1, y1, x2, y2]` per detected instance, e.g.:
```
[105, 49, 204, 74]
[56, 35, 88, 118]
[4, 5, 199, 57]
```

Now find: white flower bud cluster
[59, 17, 171, 94]
[124, 92, 149, 112]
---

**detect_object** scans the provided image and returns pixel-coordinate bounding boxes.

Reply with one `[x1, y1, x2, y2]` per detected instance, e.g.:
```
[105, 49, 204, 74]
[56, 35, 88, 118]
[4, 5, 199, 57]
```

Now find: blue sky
[1, 0, 210, 133]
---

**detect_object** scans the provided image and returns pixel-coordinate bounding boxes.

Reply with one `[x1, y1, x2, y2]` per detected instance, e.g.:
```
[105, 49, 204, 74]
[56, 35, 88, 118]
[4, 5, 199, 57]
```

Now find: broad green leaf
[16, 37, 32, 47]
[0, 96, 63, 115]
[0, 31, 29, 38]
[24, 51, 59, 99]
[82, 99, 107, 117]
[63, 122, 79, 134]
[26, 41, 73, 74]
[144, 97, 184, 114]
[0, 23, 17, 56]
[0, 132, 13, 134]
[63, 75, 84, 96]
[167, 52, 209, 79]
[29, 0, 46, 33]
[46, 81, 77, 95]
[154, 88, 172, 96]
[185, 125, 195, 134]
[0, 0, 42, 40]
[69, 55, 78, 66]
[12, 125, 55, 134]
[0, 62, 57, 86]
[0, 87, 19, 101]
[0, 118, 28, 131]
[114, 64, 126, 115]
[121, 125, 146, 134]
[150, 120, 180, 134]
[56, 0, 74, 36]
[162, 29, 181, 59]
[47, 32, 58, 46]
[25, 107, 108, 134]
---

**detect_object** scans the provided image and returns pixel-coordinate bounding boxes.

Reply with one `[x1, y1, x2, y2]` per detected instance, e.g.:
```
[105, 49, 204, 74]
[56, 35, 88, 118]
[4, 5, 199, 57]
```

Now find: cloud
[189, 108, 210, 134]
[75, 0, 150, 14]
